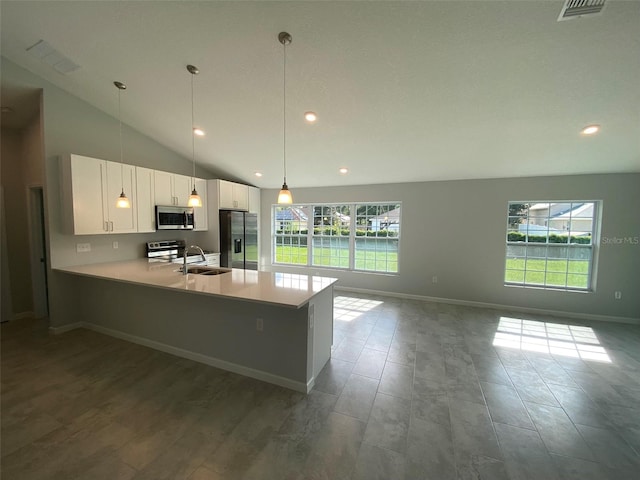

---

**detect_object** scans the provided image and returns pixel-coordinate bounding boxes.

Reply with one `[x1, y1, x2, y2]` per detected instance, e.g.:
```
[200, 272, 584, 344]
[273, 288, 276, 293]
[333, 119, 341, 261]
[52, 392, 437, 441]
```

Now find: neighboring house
[334, 212, 350, 227]
[370, 207, 401, 232]
[525, 203, 593, 234]
[528, 203, 572, 225]
[275, 206, 309, 232]
[548, 203, 594, 233]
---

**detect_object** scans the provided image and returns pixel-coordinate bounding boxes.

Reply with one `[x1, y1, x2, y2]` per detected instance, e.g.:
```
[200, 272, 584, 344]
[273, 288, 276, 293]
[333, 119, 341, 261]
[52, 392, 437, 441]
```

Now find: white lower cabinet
[61, 154, 137, 235]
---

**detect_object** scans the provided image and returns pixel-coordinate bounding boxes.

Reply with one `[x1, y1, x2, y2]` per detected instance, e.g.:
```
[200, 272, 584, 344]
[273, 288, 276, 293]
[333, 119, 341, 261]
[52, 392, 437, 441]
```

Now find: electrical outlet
[76, 243, 91, 253]
[432, 276, 438, 284]
[615, 291, 622, 300]
[112, 241, 119, 249]
[256, 318, 263, 332]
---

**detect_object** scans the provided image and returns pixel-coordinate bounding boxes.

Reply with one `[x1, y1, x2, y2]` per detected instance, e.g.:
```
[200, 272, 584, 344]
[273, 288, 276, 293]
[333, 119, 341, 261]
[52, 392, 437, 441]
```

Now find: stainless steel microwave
[155, 205, 194, 230]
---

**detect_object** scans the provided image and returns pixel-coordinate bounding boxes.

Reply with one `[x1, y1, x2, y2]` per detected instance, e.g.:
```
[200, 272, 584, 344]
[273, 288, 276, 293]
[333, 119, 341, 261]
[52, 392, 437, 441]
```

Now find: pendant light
[187, 64, 202, 208]
[277, 32, 293, 205]
[114, 81, 130, 209]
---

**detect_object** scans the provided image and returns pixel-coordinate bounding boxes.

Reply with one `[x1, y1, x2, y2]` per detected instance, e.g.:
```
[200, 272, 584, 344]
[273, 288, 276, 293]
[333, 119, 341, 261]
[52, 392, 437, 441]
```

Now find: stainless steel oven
[155, 205, 194, 230]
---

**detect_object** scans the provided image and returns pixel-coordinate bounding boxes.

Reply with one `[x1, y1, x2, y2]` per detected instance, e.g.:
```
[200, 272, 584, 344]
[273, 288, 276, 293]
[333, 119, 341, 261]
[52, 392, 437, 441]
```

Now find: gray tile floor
[2, 292, 640, 479]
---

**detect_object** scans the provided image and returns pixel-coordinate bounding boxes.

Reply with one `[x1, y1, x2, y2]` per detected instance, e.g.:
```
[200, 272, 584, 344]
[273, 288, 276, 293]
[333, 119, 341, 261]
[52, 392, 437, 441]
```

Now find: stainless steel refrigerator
[219, 211, 258, 270]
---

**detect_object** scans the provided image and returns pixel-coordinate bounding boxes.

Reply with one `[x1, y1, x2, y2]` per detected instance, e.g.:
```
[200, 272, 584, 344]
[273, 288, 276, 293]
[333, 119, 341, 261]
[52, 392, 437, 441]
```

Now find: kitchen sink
[179, 266, 231, 275]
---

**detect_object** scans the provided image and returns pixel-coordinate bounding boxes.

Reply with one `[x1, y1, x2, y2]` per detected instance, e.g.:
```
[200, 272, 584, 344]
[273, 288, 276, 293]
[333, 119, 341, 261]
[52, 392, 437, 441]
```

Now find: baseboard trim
[48, 322, 84, 334]
[82, 323, 309, 393]
[13, 311, 35, 320]
[334, 286, 640, 325]
[305, 378, 316, 394]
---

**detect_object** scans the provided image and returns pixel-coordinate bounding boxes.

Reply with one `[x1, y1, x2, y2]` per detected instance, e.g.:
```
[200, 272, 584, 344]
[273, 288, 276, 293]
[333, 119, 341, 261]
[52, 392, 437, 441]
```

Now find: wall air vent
[558, 0, 607, 21]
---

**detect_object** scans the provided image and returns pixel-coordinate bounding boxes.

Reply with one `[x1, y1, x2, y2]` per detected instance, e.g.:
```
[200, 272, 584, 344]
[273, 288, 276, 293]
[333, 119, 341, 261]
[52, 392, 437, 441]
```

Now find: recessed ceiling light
[304, 111, 317, 123]
[193, 128, 205, 136]
[254, 172, 263, 177]
[339, 167, 349, 174]
[581, 125, 600, 135]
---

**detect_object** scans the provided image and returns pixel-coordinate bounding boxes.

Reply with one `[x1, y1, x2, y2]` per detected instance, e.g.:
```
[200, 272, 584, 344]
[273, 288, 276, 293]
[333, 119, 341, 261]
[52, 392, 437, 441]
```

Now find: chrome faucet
[183, 245, 206, 275]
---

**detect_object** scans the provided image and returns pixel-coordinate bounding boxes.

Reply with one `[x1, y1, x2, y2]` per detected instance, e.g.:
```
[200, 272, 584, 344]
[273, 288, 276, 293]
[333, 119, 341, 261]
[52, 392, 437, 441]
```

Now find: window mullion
[349, 204, 355, 270]
[307, 205, 313, 267]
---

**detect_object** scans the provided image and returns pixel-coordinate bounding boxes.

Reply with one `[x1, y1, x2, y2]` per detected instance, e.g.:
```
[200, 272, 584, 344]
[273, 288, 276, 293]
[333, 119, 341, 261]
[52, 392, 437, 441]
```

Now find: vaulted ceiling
[1, 1, 639, 188]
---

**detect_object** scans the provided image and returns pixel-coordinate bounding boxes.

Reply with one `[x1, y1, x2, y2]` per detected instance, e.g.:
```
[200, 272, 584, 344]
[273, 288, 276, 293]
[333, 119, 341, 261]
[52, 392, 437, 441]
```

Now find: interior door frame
[27, 184, 49, 318]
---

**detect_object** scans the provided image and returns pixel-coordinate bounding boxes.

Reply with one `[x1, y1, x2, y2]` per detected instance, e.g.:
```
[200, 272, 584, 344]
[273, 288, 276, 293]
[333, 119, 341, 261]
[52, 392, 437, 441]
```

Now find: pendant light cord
[191, 72, 196, 189]
[283, 38, 287, 185]
[118, 86, 124, 194]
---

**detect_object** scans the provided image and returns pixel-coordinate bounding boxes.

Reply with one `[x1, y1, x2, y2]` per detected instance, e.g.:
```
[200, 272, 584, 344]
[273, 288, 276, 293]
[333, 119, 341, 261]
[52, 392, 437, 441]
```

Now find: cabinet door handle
[104, 221, 109, 232]
[109, 221, 114, 232]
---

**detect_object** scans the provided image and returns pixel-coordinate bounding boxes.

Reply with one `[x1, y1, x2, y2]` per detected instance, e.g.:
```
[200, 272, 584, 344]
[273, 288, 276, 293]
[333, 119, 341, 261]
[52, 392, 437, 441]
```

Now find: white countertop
[54, 259, 337, 308]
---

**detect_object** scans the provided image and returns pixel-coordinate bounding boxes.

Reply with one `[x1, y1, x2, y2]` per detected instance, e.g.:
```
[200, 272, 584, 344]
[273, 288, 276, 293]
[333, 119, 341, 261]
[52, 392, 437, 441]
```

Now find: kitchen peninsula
[54, 260, 337, 393]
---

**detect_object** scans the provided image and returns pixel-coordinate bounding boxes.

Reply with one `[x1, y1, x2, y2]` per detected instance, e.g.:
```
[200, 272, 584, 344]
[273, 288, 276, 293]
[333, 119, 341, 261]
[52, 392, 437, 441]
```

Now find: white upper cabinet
[62, 154, 214, 235]
[153, 170, 174, 206]
[136, 166, 156, 233]
[173, 174, 192, 207]
[65, 155, 107, 235]
[248, 186, 260, 214]
[193, 178, 208, 231]
[61, 154, 137, 235]
[105, 161, 137, 233]
[218, 179, 249, 211]
[154, 171, 194, 207]
[218, 180, 233, 209]
[232, 182, 249, 211]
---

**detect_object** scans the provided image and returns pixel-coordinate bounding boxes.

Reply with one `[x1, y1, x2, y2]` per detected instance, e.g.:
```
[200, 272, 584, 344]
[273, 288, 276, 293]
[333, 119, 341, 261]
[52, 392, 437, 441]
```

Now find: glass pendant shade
[188, 188, 202, 207]
[116, 190, 131, 209]
[278, 183, 293, 204]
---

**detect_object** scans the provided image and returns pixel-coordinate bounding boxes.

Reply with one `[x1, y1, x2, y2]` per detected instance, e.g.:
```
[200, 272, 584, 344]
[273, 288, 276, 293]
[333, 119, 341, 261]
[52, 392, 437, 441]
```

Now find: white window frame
[504, 200, 599, 292]
[272, 202, 401, 274]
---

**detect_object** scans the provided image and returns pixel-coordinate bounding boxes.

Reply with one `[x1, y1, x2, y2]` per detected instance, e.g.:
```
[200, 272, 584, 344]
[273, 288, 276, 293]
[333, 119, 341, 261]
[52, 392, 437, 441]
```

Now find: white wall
[1, 58, 221, 327]
[260, 174, 640, 321]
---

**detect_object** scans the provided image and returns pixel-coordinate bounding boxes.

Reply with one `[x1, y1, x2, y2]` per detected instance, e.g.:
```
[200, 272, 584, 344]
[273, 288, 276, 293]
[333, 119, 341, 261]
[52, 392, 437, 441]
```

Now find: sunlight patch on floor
[493, 317, 611, 363]
[334, 296, 384, 322]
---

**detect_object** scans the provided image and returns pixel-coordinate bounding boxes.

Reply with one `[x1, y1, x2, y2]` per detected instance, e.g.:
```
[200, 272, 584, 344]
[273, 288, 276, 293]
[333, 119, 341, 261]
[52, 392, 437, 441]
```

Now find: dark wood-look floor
[2, 293, 640, 479]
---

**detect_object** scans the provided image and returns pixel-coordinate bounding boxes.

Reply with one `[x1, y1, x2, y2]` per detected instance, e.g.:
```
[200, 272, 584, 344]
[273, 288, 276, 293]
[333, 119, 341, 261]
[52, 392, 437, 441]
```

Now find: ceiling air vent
[558, 0, 607, 21]
[26, 39, 80, 75]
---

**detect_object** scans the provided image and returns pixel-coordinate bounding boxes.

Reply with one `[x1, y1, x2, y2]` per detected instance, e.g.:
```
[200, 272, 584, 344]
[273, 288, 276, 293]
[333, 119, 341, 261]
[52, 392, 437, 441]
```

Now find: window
[273, 205, 310, 265]
[273, 203, 401, 274]
[312, 205, 351, 269]
[354, 204, 400, 273]
[505, 201, 598, 290]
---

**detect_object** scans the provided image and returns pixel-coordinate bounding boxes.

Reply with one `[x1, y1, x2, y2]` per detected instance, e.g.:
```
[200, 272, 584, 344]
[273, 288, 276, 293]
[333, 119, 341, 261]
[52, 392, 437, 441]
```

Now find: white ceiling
[1, 1, 639, 188]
